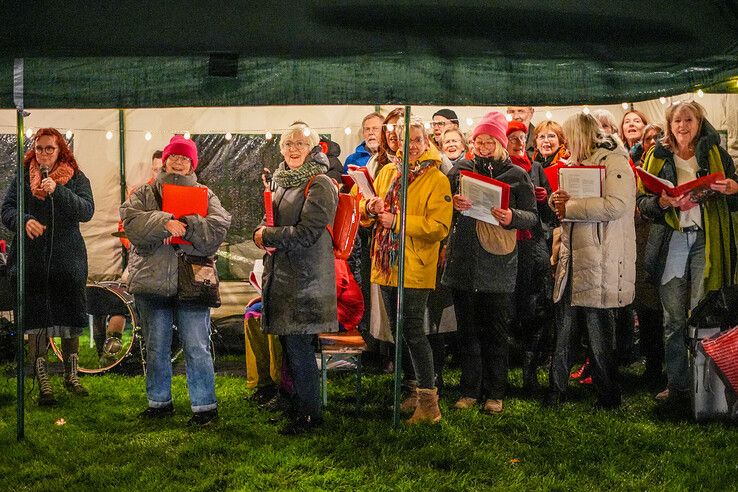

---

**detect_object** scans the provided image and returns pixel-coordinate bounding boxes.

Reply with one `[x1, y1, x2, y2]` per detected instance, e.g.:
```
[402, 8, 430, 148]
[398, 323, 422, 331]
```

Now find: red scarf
[29, 159, 75, 200]
[510, 154, 532, 174]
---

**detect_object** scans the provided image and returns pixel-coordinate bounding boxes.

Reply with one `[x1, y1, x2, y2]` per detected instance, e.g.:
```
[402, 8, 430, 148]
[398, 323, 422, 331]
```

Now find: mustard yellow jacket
[360, 146, 453, 289]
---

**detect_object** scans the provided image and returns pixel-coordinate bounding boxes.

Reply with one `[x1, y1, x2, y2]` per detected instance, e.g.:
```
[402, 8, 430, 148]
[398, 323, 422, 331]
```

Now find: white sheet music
[348, 170, 376, 198]
[459, 174, 503, 225]
[558, 167, 603, 199]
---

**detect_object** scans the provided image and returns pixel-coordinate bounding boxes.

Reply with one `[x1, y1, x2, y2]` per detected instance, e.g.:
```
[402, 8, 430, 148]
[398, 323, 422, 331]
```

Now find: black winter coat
[1, 170, 94, 330]
[442, 157, 538, 293]
[321, 138, 344, 182]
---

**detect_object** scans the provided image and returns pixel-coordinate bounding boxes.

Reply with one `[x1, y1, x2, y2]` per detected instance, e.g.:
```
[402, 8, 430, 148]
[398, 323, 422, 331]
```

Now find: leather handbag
[174, 245, 221, 308]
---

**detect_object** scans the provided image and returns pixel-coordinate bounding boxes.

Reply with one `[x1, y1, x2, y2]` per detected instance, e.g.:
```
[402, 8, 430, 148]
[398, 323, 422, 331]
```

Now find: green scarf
[640, 145, 734, 292]
[272, 158, 326, 189]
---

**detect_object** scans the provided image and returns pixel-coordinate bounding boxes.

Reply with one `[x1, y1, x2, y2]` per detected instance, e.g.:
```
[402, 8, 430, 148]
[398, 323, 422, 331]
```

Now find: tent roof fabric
[1, 2, 737, 108]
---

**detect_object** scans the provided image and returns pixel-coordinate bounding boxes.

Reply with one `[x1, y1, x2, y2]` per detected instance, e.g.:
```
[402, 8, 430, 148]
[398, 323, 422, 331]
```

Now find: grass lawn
[1, 361, 737, 491]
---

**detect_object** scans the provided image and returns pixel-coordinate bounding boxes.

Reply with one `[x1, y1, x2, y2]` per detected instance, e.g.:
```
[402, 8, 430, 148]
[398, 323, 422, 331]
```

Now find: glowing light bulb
[659, 97, 667, 104]
[106, 131, 113, 140]
[344, 127, 352, 135]
[183, 131, 191, 140]
[265, 131, 273, 140]
[224, 132, 232, 141]
[144, 131, 152, 141]
[303, 128, 311, 137]
[545, 111, 553, 120]
[465, 117, 474, 126]
[622, 102, 629, 110]
[65, 130, 73, 140]
[582, 107, 590, 115]
[25, 128, 33, 139]
[697, 89, 705, 98]
[386, 123, 394, 132]
[505, 114, 513, 122]
[424, 122, 431, 130]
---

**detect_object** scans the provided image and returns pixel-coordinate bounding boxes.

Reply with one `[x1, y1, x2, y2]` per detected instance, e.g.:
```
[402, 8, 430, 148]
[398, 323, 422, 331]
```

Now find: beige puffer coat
[552, 145, 636, 309]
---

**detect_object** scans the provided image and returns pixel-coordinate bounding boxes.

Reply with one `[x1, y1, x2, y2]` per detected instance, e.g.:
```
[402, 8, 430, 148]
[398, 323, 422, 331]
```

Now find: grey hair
[592, 109, 620, 137]
[279, 123, 320, 150]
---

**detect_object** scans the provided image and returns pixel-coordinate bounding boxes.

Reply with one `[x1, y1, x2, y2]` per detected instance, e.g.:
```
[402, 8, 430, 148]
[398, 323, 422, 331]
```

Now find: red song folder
[162, 184, 208, 245]
[635, 167, 724, 198]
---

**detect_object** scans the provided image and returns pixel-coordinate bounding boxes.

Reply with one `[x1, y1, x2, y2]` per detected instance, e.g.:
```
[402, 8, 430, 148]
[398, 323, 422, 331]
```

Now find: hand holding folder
[162, 184, 208, 245]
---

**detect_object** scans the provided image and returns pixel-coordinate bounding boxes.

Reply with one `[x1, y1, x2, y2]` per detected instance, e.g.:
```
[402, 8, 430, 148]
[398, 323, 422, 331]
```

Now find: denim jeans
[659, 230, 705, 392]
[452, 290, 513, 400]
[380, 287, 435, 389]
[549, 280, 621, 407]
[280, 334, 321, 419]
[135, 294, 217, 412]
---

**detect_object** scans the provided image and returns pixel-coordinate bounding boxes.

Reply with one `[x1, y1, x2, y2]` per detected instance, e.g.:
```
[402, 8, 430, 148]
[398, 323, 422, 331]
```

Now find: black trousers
[549, 280, 621, 407]
[452, 290, 513, 400]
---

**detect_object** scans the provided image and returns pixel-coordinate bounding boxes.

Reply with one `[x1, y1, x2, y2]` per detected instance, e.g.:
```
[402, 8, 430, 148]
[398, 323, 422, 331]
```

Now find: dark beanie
[433, 109, 459, 124]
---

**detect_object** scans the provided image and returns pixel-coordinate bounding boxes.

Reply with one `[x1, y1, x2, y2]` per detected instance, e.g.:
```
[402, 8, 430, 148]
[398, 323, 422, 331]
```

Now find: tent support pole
[392, 106, 411, 427]
[14, 58, 26, 442]
[118, 110, 127, 269]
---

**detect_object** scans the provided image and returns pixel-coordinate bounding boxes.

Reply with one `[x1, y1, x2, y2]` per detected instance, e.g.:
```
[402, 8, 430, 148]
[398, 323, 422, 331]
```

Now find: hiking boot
[406, 388, 441, 425]
[452, 397, 478, 410]
[399, 388, 418, 413]
[35, 357, 56, 406]
[63, 354, 89, 396]
[482, 399, 504, 415]
[187, 408, 218, 427]
[279, 414, 323, 435]
[139, 403, 175, 419]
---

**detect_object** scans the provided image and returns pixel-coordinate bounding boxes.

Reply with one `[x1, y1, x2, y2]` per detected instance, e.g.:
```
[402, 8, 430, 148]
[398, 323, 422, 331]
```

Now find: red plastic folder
[162, 184, 208, 245]
[635, 167, 724, 198]
[459, 170, 510, 209]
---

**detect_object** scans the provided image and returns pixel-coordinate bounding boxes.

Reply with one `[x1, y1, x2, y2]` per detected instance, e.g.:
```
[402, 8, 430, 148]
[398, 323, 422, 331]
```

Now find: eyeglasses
[34, 145, 58, 155]
[508, 135, 526, 143]
[283, 141, 310, 149]
[401, 137, 426, 145]
[536, 133, 559, 141]
[431, 121, 448, 128]
[167, 155, 192, 165]
[474, 139, 498, 148]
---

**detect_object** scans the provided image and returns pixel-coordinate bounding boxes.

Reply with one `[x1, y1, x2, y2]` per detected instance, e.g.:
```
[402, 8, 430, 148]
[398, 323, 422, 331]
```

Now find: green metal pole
[15, 101, 26, 442]
[118, 110, 127, 269]
[392, 106, 411, 427]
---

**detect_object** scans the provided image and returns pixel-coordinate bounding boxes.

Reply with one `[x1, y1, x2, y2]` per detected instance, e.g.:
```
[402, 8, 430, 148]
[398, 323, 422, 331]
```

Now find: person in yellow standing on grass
[361, 116, 453, 424]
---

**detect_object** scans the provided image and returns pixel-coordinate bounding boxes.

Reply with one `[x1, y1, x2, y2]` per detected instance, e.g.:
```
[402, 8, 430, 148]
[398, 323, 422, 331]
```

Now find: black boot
[522, 351, 540, 395]
[63, 354, 89, 396]
[35, 357, 57, 406]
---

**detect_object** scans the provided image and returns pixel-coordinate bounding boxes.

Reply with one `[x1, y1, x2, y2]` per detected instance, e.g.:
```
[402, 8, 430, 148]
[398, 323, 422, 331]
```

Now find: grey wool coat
[259, 169, 339, 336]
[120, 172, 231, 297]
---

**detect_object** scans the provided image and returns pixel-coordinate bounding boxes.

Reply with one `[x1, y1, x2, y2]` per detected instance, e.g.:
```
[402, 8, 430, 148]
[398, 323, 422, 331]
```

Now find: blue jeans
[135, 294, 217, 412]
[280, 334, 321, 419]
[659, 230, 705, 392]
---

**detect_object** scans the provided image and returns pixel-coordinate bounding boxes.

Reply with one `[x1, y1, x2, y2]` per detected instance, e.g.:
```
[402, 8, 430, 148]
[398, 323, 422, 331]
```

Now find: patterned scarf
[374, 159, 435, 276]
[271, 147, 328, 189]
[532, 146, 570, 168]
[29, 159, 75, 200]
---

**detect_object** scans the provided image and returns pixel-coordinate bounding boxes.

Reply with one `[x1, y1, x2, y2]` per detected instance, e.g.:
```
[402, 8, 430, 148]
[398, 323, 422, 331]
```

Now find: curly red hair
[23, 128, 79, 171]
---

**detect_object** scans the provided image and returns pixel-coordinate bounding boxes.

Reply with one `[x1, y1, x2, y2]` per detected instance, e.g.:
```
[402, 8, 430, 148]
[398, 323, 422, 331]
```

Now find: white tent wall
[1, 94, 736, 287]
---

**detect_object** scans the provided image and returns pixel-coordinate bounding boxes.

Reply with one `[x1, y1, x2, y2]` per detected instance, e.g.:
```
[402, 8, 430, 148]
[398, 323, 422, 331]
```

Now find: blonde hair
[442, 128, 469, 151]
[661, 101, 706, 152]
[395, 116, 428, 143]
[279, 123, 319, 150]
[472, 134, 509, 161]
[562, 112, 608, 162]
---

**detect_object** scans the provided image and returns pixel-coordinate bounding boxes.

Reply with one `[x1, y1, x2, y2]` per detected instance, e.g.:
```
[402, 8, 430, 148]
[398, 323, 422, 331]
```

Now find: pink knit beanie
[471, 111, 509, 148]
[162, 135, 198, 170]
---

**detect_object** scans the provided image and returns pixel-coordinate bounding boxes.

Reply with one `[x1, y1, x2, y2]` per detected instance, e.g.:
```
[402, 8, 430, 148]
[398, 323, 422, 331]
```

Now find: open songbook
[558, 166, 605, 199]
[458, 170, 510, 225]
[635, 167, 724, 198]
[345, 165, 375, 198]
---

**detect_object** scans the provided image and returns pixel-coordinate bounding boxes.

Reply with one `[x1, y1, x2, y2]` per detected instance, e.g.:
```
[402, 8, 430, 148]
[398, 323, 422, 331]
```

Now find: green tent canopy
[1, 1, 737, 107]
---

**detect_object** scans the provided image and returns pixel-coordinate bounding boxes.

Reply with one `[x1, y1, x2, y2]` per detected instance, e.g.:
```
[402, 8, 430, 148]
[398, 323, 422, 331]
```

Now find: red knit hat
[162, 135, 198, 171]
[472, 111, 508, 148]
[506, 120, 528, 137]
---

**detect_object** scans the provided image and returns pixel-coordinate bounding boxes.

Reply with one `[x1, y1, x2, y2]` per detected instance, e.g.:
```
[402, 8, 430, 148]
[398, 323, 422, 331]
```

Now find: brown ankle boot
[35, 357, 57, 406]
[63, 354, 89, 396]
[406, 387, 441, 424]
[399, 388, 418, 413]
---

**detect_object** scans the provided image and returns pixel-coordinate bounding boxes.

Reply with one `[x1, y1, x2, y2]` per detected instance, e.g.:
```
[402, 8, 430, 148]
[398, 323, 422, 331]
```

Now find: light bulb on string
[303, 128, 311, 137]
[65, 130, 73, 140]
[106, 131, 113, 140]
[423, 122, 431, 130]
[545, 111, 553, 120]
[386, 123, 394, 132]
[697, 89, 705, 98]
[224, 132, 233, 141]
[582, 106, 590, 115]
[622, 102, 629, 110]
[659, 97, 667, 105]
[25, 128, 33, 139]
[465, 117, 474, 126]
[344, 127, 352, 135]
[265, 131, 273, 140]
[183, 131, 191, 140]
[505, 114, 513, 122]
[144, 131, 152, 141]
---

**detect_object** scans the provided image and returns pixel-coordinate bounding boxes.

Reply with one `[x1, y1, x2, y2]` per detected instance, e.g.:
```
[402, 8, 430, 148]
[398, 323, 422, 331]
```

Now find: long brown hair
[24, 128, 79, 171]
[376, 108, 404, 170]
[619, 109, 649, 149]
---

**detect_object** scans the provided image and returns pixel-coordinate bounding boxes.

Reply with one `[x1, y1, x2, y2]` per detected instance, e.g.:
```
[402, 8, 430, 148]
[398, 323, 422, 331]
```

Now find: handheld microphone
[40, 166, 49, 180]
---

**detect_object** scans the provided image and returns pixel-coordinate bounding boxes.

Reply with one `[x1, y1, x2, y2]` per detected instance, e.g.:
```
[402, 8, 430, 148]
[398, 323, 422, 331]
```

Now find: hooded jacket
[360, 145, 453, 289]
[321, 138, 344, 182]
[121, 171, 231, 297]
[344, 141, 373, 171]
[552, 140, 636, 308]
